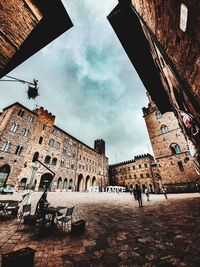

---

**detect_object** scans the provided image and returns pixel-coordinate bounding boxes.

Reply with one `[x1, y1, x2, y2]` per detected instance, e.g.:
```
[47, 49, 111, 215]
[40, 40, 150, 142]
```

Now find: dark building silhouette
[94, 139, 105, 156]
[0, 0, 73, 78]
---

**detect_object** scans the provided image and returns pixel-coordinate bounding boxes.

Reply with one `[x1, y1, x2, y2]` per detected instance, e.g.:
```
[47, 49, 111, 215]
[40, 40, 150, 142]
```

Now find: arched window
[155, 111, 162, 119]
[1, 141, 11, 152]
[52, 158, 57, 166]
[170, 143, 181, 155]
[38, 136, 43, 144]
[32, 152, 39, 162]
[60, 159, 65, 167]
[10, 123, 18, 132]
[19, 178, 27, 190]
[161, 125, 168, 134]
[15, 145, 23, 156]
[63, 146, 67, 155]
[66, 160, 70, 168]
[44, 155, 51, 164]
[22, 128, 29, 137]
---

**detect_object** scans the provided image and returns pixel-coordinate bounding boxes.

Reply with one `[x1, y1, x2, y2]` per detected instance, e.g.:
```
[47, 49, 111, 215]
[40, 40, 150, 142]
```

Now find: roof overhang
[107, 1, 172, 113]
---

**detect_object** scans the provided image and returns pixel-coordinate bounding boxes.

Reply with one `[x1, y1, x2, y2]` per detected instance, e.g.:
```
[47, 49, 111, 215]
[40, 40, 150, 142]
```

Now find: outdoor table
[43, 206, 66, 225]
[0, 200, 17, 211]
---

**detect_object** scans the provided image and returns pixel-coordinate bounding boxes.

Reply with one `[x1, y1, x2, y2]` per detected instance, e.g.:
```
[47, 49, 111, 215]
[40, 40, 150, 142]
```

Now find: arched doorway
[57, 177, 62, 189]
[63, 178, 68, 190]
[38, 173, 53, 191]
[68, 179, 73, 190]
[77, 174, 84, 192]
[85, 175, 90, 190]
[19, 178, 27, 190]
[92, 176, 96, 186]
[0, 164, 10, 186]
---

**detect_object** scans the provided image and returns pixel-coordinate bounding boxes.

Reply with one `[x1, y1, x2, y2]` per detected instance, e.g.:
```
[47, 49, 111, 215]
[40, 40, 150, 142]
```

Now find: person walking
[135, 184, 143, 207]
[145, 187, 150, 201]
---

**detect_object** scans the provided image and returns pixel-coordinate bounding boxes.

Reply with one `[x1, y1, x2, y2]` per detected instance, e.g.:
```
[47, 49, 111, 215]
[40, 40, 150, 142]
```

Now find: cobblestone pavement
[0, 192, 199, 267]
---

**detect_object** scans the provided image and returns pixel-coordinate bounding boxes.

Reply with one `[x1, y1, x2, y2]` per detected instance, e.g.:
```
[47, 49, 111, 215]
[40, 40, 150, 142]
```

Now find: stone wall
[0, 103, 109, 191]
[143, 99, 199, 187]
[131, 0, 200, 103]
[109, 154, 158, 192]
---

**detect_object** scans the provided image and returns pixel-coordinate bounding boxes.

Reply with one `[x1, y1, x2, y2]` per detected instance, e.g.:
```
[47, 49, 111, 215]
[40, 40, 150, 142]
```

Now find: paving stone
[0, 192, 199, 266]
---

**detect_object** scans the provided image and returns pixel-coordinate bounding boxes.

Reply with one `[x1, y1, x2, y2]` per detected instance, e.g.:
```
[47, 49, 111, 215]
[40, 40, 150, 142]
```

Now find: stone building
[109, 154, 160, 192]
[0, 0, 73, 78]
[143, 94, 199, 192]
[108, 0, 200, 172]
[0, 103, 109, 192]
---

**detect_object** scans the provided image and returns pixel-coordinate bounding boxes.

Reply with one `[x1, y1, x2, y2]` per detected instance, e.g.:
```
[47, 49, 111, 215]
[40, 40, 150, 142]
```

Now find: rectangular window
[22, 128, 29, 137]
[49, 139, 54, 147]
[15, 145, 23, 156]
[28, 115, 34, 123]
[55, 142, 60, 149]
[18, 109, 24, 117]
[178, 161, 184, 172]
[51, 128, 56, 135]
[2, 141, 11, 152]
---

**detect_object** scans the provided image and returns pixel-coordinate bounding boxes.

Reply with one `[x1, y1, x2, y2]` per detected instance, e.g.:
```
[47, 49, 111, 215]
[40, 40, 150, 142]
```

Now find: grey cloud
[0, 0, 153, 164]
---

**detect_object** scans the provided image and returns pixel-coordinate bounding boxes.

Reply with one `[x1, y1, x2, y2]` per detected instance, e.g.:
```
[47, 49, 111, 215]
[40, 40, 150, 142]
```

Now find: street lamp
[0, 75, 39, 99]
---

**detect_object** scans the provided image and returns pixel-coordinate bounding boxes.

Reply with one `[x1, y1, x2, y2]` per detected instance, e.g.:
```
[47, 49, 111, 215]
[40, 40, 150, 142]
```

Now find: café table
[43, 206, 66, 226]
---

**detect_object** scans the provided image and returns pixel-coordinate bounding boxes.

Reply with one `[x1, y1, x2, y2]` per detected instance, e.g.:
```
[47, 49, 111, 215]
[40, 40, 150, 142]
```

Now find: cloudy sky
[0, 0, 153, 164]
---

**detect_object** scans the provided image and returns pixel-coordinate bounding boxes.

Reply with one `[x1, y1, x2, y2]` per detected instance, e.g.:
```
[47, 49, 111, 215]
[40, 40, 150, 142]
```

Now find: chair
[4, 201, 19, 219]
[22, 204, 39, 227]
[57, 206, 74, 231]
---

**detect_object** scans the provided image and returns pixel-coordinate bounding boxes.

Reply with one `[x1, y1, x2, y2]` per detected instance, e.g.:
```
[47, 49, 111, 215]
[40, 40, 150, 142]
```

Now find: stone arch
[68, 179, 73, 190]
[85, 175, 90, 190]
[32, 151, 39, 162]
[57, 177, 62, 189]
[63, 178, 68, 190]
[19, 178, 27, 190]
[77, 174, 84, 192]
[38, 173, 53, 191]
[0, 164, 11, 186]
[44, 155, 51, 164]
[170, 143, 181, 155]
[92, 176, 96, 186]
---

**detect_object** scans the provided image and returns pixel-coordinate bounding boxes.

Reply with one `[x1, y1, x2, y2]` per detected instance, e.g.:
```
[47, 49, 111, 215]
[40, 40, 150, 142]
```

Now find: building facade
[143, 94, 199, 192]
[108, 0, 200, 173]
[109, 154, 160, 192]
[0, 103, 109, 192]
[0, 0, 73, 78]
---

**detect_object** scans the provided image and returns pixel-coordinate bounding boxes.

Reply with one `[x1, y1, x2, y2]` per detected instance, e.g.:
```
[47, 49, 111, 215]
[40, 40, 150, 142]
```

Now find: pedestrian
[162, 187, 168, 199]
[145, 187, 150, 201]
[135, 184, 143, 207]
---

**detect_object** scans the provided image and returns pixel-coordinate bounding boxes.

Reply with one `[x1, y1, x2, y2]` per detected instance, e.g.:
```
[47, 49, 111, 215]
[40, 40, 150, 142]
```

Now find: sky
[0, 0, 153, 164]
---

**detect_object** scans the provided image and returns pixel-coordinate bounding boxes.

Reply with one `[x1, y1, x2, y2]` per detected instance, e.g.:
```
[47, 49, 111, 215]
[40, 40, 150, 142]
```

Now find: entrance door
[39, 173, 53, 191]
[0, 164, 10, 186]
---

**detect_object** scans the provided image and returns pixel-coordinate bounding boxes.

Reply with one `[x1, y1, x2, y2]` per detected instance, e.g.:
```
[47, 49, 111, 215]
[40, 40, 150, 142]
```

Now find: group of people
[130, 185, 168, 207]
